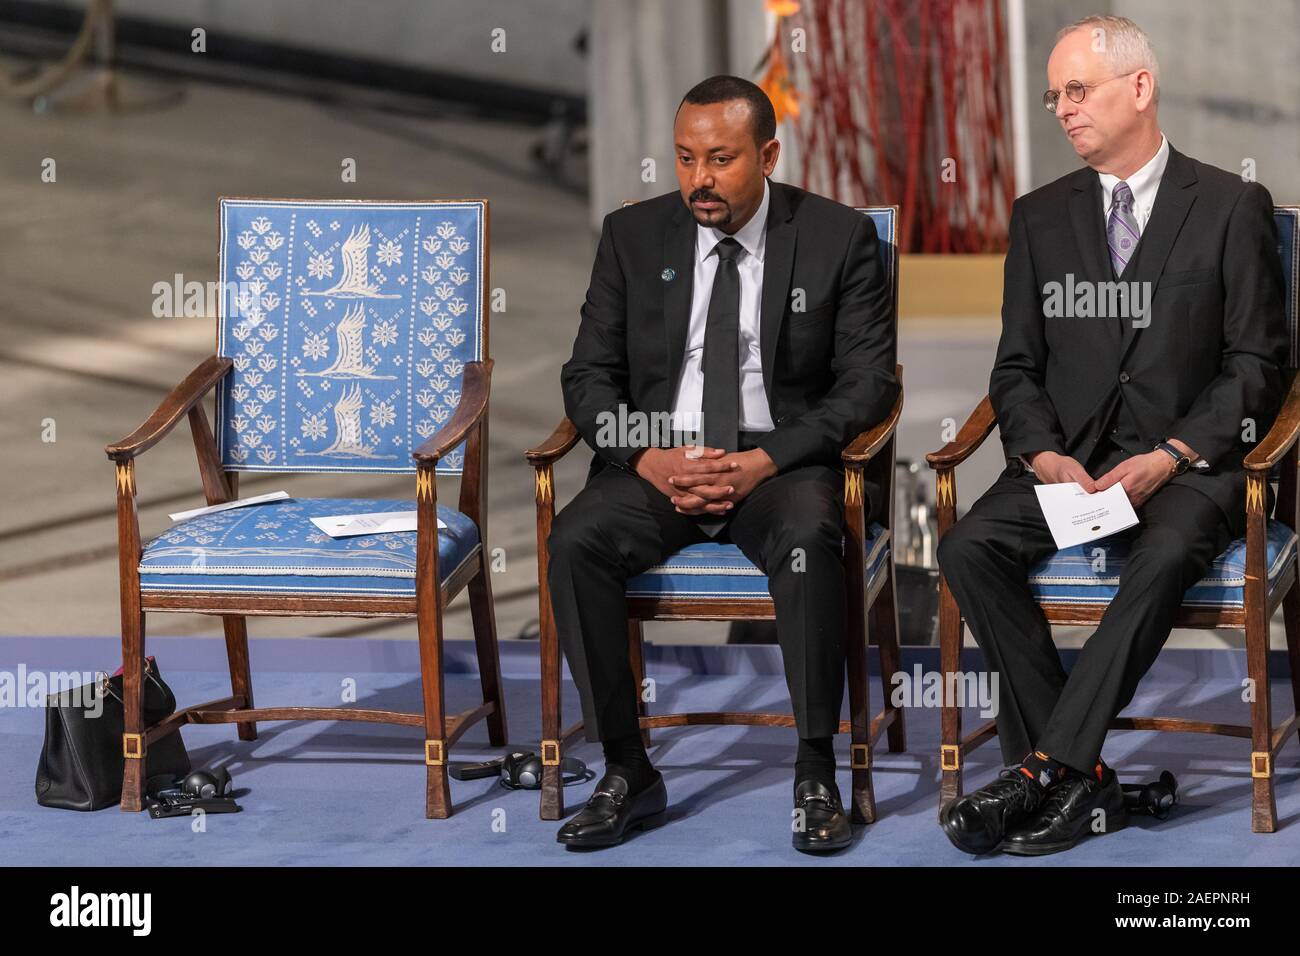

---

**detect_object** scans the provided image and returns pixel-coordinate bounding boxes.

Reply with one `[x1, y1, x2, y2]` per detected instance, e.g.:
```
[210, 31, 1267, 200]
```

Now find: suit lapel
[662, 203, 696, 402]
[1118, 146, 1198, 362]
[1068, 168, 1120, 353]
[759, 181, 796, 404]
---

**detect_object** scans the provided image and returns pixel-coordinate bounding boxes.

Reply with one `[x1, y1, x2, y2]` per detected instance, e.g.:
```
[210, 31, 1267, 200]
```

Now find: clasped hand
[631, 445, 778, 515]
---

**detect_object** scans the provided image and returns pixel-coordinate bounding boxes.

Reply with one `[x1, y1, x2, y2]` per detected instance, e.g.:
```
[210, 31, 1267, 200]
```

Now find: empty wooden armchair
[105, 198, 505, 819]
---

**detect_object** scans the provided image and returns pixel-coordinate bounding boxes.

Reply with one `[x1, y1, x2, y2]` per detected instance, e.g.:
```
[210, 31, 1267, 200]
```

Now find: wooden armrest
[1244, 370, 1300, 473]
[525, 416, 580, 466]
[412, 360, 492, 464]
[843, 365, 904, 464]
[926, 395, 997, 469]
[105, 355, 233, 462]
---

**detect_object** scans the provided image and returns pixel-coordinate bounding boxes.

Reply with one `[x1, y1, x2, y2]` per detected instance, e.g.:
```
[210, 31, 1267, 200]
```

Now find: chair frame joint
[424, 739, 446, 766]
[940, 744, 960, 771]
[541, 740, 561, 766]
[1251, 751, 1272, 779]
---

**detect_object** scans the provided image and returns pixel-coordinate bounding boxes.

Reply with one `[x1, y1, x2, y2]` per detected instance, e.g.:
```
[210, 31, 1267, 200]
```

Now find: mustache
[689, 189, 726, 204]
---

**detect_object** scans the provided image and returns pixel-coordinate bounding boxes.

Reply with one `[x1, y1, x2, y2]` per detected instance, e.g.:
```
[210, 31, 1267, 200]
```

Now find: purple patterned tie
[1106, 180, 1140, 277]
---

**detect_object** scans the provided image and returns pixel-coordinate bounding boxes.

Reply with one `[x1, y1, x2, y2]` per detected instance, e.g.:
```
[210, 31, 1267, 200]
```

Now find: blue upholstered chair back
[1277, 207, 1299, 370]
[857, 206, 898, 321]
[214, 199, 486, 476]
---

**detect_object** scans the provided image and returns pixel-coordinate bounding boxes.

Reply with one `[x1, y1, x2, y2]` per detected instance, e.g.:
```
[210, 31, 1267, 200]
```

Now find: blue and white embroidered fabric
[1027, 520, 1297, 609]
[137, 498, 480, 597]
[214, 199, 485, 476]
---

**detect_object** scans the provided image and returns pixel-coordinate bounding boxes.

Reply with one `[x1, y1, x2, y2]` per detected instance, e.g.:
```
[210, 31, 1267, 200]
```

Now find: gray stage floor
[0, 62, 1255, 652]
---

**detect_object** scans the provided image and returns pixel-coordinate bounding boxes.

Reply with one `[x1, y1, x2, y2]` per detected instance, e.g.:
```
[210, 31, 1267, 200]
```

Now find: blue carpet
[3, 638, 1298, 866]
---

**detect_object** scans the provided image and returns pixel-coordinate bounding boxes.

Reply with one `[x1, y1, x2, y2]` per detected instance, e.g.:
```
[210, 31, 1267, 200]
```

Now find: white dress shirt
[1098, 133, 1168, 232]
[670, 178, 775, 435]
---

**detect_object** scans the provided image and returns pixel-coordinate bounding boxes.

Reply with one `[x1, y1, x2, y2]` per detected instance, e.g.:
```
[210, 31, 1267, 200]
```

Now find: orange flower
[759, 45, 800, 123]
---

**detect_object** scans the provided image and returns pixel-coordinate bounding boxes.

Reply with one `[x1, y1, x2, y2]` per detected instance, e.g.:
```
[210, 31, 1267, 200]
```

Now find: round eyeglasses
[1042, 71, 1136, 113]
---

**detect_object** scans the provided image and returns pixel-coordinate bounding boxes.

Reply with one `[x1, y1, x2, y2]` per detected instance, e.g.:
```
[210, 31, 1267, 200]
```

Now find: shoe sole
[999, 814, 1128, 856]
[556, 809, 668, 848]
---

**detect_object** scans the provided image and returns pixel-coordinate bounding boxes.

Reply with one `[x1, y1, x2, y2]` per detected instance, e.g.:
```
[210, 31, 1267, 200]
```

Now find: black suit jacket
[562, 180, 898, 483]
[991, 144, 1289, 532]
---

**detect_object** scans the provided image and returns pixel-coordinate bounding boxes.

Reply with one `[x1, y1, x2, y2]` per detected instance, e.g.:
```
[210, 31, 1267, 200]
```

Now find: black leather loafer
[792, 779, 852, 852]
[556, 771, 667, 848]
[940, 768, 1046, 855]
[1001, 768, 1127, 856]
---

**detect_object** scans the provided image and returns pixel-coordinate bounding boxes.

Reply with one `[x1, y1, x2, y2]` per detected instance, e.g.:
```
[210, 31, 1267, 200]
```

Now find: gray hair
[1056, 15, 1160, 103]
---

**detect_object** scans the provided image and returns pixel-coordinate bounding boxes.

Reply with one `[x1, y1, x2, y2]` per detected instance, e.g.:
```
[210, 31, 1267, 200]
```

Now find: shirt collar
[1098, 133, 1169, 214]
[697, 178, 769, 265]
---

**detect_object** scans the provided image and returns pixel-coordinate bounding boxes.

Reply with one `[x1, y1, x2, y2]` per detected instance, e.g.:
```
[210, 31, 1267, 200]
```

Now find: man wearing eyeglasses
[937, 15, 1288, 856]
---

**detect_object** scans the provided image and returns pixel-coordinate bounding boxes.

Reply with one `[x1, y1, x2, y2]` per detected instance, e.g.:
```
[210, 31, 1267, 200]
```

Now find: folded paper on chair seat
[311, 511, 445, 537]
[168, 491, 291, 522]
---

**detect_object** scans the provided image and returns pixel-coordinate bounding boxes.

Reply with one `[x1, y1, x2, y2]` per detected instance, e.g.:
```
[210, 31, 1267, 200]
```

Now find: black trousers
[936, 445, 1233, 772]
[547, 449, 866, 742]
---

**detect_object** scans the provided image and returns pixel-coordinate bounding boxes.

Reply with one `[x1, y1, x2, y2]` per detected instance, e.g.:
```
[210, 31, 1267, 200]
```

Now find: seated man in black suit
[548, 75, 898, 851]
[938, 16, 1289, 856]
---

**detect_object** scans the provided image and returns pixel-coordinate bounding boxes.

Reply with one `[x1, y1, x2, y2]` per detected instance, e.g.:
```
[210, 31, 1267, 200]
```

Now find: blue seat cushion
[626, 523, 890, 600]
[1028, 519, 1297, 609]
[138, 498, 479, 597]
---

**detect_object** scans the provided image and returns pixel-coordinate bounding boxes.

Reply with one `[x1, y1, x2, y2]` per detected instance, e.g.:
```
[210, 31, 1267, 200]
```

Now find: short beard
[687, 190, 732, 228]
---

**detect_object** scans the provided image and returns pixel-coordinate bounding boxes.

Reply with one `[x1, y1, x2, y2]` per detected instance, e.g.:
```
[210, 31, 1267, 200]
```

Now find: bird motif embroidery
[304, 224, 400, 298]
[297, 303, 396, 380]
[301, 382, 396, 459]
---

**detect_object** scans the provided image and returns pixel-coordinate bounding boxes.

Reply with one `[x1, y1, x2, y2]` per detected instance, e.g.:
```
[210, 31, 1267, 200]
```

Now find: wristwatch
[1154, 441, 1192, 475]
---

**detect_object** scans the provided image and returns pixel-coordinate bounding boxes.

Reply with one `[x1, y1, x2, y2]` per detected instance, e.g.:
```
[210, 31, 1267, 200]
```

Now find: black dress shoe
[556, 771, 667, 848]
[792, 779, 852, 852]
[1001, 768, 1127, 856]
[940, 768, 1047, 855]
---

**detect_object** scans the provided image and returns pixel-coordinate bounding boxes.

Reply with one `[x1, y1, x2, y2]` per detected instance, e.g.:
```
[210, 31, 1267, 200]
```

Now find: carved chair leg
[938, 576, 964, 815]
[538, 586, 565, 822]
[872, 562, 906, 753]
[221, 615, 257, 741]
[416, 600, 451, 820]
[468, 552, 508, 747]
[120, 610, 146, 812]
[1246, 606, 1278, 833]
[846, 588, 876, 825]
[1244, 475, 1278, 832]
[628, 618, 651, 749]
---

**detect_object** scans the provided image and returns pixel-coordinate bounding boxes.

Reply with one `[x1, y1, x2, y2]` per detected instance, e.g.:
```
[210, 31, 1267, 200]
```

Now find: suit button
[1118, 371, 1131, 384]
[1111, 426, 1119, 435]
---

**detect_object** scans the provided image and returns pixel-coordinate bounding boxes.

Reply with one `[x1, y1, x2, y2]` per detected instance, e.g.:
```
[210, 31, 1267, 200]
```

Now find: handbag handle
[99, 657, 164, 705]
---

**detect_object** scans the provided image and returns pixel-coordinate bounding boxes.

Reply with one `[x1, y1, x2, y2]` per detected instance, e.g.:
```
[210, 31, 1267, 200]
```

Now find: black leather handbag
[35, 657, 190, 811]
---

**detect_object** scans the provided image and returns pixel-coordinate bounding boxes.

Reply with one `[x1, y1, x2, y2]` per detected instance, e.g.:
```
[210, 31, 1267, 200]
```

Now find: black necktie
[695, 237, 743, 538]
[701, 236, 743, 454]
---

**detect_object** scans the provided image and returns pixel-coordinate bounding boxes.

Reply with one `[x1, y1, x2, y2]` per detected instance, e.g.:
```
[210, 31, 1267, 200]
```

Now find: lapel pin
[661, 268, 675, 282]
